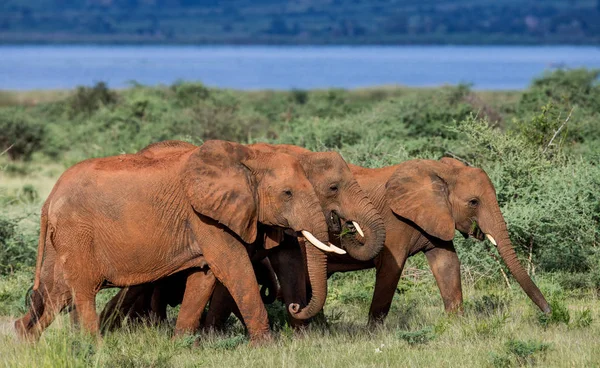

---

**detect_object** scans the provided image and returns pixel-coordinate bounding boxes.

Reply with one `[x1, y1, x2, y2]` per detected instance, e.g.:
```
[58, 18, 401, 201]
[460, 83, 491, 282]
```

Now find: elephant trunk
[288, 240, 328, 320]
[289, 204, 329, 320]
[480, 208, 551, 314]
[339, 183, 386, 261]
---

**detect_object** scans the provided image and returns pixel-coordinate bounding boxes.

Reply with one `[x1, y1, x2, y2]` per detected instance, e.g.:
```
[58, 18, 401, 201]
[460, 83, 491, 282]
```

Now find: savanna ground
[1, 69, 599, 367]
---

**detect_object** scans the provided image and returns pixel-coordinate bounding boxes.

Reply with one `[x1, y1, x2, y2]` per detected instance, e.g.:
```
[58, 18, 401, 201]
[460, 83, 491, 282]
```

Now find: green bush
[490, 339, 551, 367]
[68, 82, 118, 117]
[171, 81, 210, 107]
[396, 327, 436, 346]
[505, 339, 551, 366]
[0, 108, 46, 160]
[537, 297, 570, 327]
[0, 214, 38, 275]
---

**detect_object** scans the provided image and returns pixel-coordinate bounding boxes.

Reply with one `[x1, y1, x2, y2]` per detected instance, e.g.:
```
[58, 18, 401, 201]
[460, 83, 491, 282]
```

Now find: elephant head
[249, 143, 386, 319]
[384, 157, 551, 313]
[182, 140, 340, 319]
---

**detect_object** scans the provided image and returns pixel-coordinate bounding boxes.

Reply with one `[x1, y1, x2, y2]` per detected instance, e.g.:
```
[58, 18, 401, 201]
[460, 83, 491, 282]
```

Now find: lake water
[1, 45, 599, 91]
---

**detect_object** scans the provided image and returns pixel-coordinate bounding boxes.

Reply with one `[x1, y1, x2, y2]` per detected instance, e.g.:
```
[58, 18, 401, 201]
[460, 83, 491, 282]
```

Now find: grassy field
[1, 69, 599, 367]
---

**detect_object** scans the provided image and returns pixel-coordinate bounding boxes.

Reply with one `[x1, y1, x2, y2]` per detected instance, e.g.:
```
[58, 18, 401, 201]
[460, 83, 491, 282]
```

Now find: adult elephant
[202, 143, 387, 328]
[102, 143, 387, 330]
[14, 140, 338, 343]
[328, 157, 551, 324]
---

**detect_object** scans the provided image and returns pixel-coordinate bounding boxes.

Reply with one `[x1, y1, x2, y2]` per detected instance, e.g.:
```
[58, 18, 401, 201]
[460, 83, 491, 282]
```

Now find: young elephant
[328, 157, 551, 324]
[103, 143, 387, 332]
[14, 140, 337, 343]
[100, 254, 279, 331]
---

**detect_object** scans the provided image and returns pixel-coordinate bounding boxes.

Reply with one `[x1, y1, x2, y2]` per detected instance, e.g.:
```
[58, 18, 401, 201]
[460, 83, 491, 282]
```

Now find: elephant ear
[385, 160, 455, 241]
[183, 140, 258, 244]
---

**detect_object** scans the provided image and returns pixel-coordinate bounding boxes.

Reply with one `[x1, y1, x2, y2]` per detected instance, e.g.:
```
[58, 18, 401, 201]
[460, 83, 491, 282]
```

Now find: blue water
[1, 45, 599, 90]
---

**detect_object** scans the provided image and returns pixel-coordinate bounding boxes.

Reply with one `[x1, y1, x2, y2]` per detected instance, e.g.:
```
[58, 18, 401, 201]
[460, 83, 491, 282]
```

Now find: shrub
[465, 294, 510, 315]
[573, 309, 593, 328]
[0, 214, 38, 275]
[171, 81, 210, 107]
[396, 327, 435, 346]
[0, 108, 46, 160]
[69, 82, 118, 117]
[537, 297, 570, 327]
[505, 339, 551, 366]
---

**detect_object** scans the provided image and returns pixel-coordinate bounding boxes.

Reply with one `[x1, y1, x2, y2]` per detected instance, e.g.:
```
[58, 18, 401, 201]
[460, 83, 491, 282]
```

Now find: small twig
[543, 107, 574, 154]
[489, 251, 512, 289]
[444, 151, 474, 167]
[0, 144, 14, 157]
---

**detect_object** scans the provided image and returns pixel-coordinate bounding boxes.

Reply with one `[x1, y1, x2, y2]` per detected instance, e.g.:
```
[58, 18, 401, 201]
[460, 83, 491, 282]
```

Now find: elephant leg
[15, 246, 71, 341]
[203, 281, 238, 331]
[69, 306, 79, 328]
[174, 268, 216, 336]
[149, 285, 168, 324]
[73, 289, 99, 335]
[368, 248, 408, 326]
[424, 242, 463, 313]
[268, 239, 308, 329]
[100, 285, 150, 331]
[15, 283, 72, 341]
[203, 243, 271, 343]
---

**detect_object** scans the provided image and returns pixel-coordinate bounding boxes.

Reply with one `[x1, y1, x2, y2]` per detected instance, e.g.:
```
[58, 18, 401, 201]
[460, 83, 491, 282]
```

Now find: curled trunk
[288, 236, 328, 320]
[340, 184, 386, 261]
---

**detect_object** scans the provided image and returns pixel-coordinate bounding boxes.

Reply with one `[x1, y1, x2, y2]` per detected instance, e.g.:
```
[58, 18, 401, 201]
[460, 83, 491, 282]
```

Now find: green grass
[0, 274, 598, 367]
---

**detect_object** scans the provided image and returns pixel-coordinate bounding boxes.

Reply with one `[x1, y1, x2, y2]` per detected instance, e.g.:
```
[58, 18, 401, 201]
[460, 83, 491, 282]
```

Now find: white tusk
[352, 221, 365, 237]
[327, 242, 347, 255]
[302, 230, 336, 253]
[486, 234, 497, 246]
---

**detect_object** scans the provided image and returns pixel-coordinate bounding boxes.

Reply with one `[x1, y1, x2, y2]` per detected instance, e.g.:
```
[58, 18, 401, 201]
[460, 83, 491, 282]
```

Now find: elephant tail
[32, 209, 49, 291]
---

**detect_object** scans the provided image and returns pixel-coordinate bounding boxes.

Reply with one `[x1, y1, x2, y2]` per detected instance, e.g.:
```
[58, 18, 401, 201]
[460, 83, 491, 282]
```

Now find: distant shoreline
[1, 40, 599, 47]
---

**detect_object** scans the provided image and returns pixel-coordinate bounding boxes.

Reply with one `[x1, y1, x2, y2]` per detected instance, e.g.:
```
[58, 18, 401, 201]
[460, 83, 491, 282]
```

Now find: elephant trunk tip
[289, 303, 300, 314]
[539, 301, 551, 314]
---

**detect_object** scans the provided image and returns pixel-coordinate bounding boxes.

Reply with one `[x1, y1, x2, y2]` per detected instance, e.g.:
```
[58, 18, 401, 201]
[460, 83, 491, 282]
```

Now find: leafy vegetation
[1, 1, 600, 44]
[1, 68, 599, 366]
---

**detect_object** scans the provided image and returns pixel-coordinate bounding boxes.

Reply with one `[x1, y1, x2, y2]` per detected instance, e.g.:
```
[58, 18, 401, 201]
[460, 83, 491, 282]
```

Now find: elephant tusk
[327, 242, 347, 255]
[302, 230, 337, 254]
[486, 234, 497, 246]
[352, 221, 365, 237]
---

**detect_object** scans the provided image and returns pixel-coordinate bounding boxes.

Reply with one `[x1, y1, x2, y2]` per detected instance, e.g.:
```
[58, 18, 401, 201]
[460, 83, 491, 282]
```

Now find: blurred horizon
[1, 0, 600, 45]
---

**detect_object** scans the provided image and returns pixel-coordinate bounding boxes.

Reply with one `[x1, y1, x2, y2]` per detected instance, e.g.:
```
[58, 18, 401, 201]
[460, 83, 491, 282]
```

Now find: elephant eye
[283, 189, 293, 198]
[468, 198, 479, 208]
[329, 184, 339, 193]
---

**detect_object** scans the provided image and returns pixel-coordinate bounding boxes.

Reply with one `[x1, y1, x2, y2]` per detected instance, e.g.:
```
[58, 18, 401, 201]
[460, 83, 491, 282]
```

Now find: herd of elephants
[14, 139, 551, 344]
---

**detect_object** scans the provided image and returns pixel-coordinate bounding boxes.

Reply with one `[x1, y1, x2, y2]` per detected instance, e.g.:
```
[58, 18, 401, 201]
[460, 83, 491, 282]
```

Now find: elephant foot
[366, 317, 386, 332]
[248, 331, 273, 347]
[13, 318, 39, 342]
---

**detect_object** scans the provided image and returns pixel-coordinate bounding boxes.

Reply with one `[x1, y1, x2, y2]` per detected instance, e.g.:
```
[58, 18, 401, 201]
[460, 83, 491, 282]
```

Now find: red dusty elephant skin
[14, 140, 337, 343]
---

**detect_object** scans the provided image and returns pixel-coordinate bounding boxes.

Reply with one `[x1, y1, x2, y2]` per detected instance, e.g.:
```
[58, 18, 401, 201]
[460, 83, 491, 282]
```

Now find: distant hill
[1, 0, 599, 44]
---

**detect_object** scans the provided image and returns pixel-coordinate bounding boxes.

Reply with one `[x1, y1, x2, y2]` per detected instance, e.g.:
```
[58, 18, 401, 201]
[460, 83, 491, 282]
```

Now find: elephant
[14, 139, 340, 343]
[325, 157, 551, 324]
[101, 143, 387, 332]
